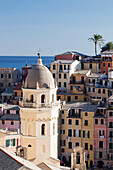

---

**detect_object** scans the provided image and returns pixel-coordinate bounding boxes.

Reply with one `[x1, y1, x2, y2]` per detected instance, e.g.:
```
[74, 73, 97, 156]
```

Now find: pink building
[94, 105, 107, 168]
[0, 130, 20, 153]
[0, 104, 20, 131]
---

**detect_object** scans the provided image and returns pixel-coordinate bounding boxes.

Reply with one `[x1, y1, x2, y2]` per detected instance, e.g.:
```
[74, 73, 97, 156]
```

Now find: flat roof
[62, 102, 97, 112]
[51, 60, 75, 64]
[0, 104, 20, 110]
[73, 70, 90, 75]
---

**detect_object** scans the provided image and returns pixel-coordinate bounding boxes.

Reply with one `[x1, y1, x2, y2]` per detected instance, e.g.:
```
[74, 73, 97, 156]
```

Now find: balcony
[85, 83, 94, 86]
[99, 136, 104, 138]
[19, 100, 60, 108]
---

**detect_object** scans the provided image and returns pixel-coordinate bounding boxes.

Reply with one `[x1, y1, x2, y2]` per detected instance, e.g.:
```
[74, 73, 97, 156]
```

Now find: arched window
[76, 152, 80, 164]
[41, 124, 45, 135]
[28, 144, 32, 147]
[28, 124, 32, 136]
[30, 94, 34, 103]
[20, 149, 24, 157]
[42, 144, 45, 153]
[41, 94, 45, 104]
[52, 94, 54, 102]
[53, 123, 55, 135]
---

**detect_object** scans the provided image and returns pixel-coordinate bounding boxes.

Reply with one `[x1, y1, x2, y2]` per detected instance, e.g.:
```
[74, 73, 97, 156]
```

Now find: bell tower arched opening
[30, 94, 34, 103]
[41, 124, 45, 135]
[41, 94, 45, 104]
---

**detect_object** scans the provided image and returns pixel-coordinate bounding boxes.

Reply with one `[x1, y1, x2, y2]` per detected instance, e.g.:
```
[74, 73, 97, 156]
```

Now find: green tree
[101, 42, 113, 52]
[88, 34, 104, 56]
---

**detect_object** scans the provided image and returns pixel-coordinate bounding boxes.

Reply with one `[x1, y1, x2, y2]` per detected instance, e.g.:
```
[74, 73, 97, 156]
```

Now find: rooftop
[73, 70, 90, 75]
[0, 147, 40, 170]
[51, 60, 75, 64]
[62, 102, 97, 112]
[0, 104, 20, 110]
[88, 73, 102, 78]
[55, 51, 88, 57]
[0, 114, 20, 121]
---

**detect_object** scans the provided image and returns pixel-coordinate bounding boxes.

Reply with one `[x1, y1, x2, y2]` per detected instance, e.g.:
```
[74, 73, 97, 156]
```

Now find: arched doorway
[30, 94, 34, 103]
[41, 94, 45, 103]
[76, 152, 80, 164]
[98, 160, 104, 168]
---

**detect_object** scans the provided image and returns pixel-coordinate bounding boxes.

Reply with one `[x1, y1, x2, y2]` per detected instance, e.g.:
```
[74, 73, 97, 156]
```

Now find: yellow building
[82, 57, 101, 73]
[60, 102, 96, 168]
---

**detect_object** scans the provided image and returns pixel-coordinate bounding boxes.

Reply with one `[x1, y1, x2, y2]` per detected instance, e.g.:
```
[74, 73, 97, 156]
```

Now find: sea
[0, 56, 55, 71]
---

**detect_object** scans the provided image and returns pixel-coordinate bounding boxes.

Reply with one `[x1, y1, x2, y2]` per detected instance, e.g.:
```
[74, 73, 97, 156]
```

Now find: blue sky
[0, 0, 113, 56]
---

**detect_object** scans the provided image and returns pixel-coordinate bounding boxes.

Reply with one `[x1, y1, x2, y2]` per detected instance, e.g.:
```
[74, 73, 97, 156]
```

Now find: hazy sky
[0, 0, 113, 56]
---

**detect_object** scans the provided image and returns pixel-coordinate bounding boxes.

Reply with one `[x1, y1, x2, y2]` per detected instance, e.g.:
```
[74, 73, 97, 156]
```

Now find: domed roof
[24, 64, 55, 89]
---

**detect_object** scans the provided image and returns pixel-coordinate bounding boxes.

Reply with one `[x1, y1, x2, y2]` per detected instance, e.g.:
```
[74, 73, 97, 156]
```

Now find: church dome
[24, 64, 55, 89]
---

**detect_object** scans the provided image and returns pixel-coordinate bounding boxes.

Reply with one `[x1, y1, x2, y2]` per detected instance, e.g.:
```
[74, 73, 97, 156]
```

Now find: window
[85, 143, 88, 150]
[99, 152, 102, 158]
[61, 148, 65, 152]
[75, 142, 79, 147]
[75, 120, 79, 125]
[53, 65, 56, 70]
[85, 112, 88, 116]
[101, 119, 104, 125]
[73, 129, 80, 137]
[15, 92, 17, 96]
[6, 139, 10, 147]
[89, 64, 92, 69]
[61, 119, 65, 124]
[99, 141, 103, 148]
[16, 110, 19, 114]
[68, 119, 72, 125]
[88, 87, 91, 92]
[90, 145, 93, 150]
[2, 120, 5, 125]
[59, 74, 61, 78]
[81, 76, 84, 83]
[109, 112, 113, 117]
[41, 124, 45, 135]
[58, 82, 61, 87]
[109, 122, 113, 128]
[99, 130, 104, 136]
[64, 82, 67, 87]
[8, 74, 11, 78]
[75, 96, 78, 100]
[88, 79, 90, 83]
[103, 63, 105, 67]
[68, 129, 72, 137]
[53, 73, 55, 78]
[109, 143, 113, 149]
[64, 74, 66, 79]
[92, 88, 95, 92]
[84, 120, 88, 126]
[64, 65, 66, 70]
[7, 110, 10, 114]
[108, 63, 110, 67]
[11, 121, 14, 125]
[68, 142, 72, 149]
[28, 144, 32, 147]
[13, 139, 15, 146]
[1, 74, 3, 78]
[92, 79, 95, 84]
[61, 110, 64, 114]
[109, 131, 113, 138]
[103, 89, 105, 94]
[61, 130, 65, 134]
[60, 140, 65, 146]
[70, 86, 73, 90]
[98, 89, 101, 93]
[8, 83, 11, 87]
[83, 131, 90, 138]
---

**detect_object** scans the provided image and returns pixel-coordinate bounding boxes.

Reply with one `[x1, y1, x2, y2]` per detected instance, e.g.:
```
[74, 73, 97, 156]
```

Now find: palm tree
[88, 34, 104, 56]
[101, 42, 113, 52]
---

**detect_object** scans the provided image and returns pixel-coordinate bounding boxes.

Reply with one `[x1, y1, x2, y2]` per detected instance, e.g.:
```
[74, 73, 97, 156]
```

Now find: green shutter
[13, 139, 15, 146]
[7, 140, 10, 147]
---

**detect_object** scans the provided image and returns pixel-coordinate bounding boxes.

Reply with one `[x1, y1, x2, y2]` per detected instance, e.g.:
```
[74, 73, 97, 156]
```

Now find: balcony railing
[19, 101, 60, 108]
